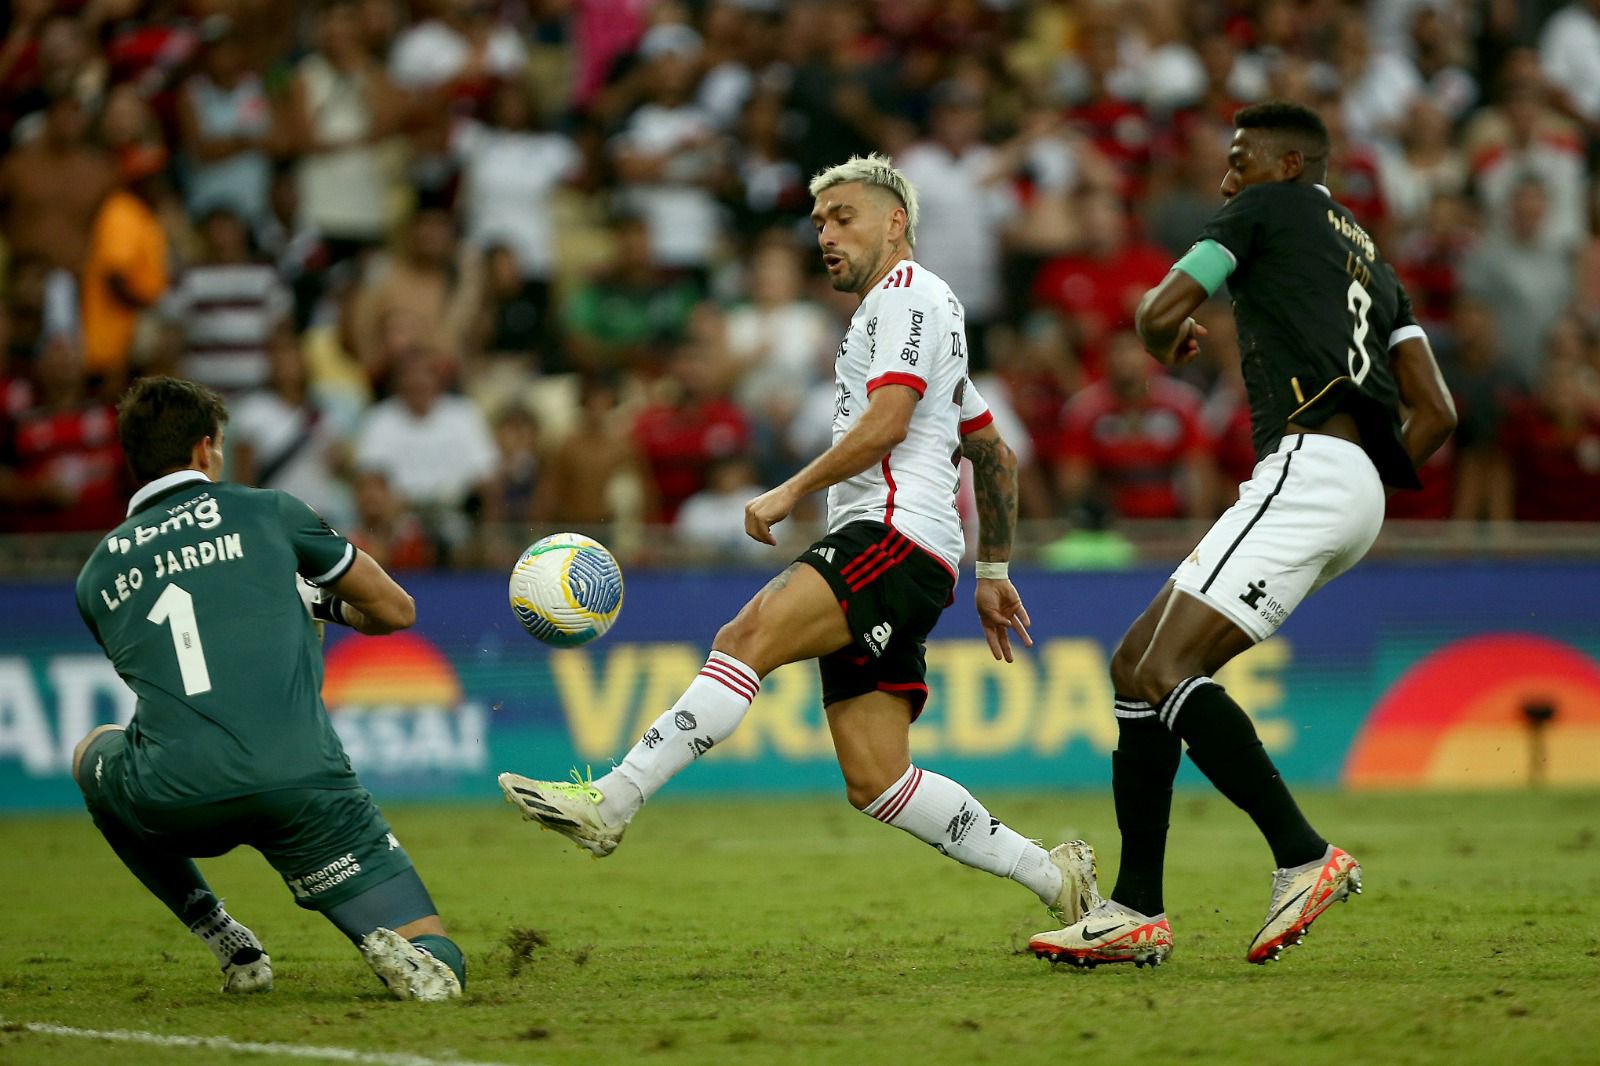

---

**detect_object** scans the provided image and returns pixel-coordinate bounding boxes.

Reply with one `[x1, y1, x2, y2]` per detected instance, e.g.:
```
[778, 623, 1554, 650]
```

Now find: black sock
[1109, 698, 1182, 916]
[1163, 677, 1326, 869]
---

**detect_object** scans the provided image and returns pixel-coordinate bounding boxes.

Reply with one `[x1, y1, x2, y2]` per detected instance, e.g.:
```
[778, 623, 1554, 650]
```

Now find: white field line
[3, 1018, 533, 1066]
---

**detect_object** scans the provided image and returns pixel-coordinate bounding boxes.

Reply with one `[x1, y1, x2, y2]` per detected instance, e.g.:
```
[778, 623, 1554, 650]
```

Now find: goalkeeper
[72, 376, 466, 1001]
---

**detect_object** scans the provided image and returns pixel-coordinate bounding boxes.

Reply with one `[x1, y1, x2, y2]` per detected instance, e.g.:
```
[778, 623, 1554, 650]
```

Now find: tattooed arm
[961, 421, 1018, 564]
[961, 421, 1032, 662]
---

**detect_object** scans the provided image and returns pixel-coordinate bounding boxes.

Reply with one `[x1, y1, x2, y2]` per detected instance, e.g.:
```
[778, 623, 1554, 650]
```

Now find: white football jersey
[827, 261, 992, 575]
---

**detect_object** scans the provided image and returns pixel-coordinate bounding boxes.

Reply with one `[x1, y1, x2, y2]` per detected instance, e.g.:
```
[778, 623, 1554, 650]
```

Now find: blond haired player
[500, 154, 1098, 926]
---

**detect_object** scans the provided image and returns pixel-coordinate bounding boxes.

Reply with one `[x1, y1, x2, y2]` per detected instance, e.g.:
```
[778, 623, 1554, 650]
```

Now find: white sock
[863, 765, 1062, 906]
[596, 651, 760, 825]
[189, 902, 263, 966]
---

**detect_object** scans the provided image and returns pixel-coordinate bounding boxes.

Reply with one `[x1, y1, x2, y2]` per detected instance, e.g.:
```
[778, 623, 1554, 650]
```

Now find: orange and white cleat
[1246, 845, 1362, 964]
[1028, 899, 1173, 969]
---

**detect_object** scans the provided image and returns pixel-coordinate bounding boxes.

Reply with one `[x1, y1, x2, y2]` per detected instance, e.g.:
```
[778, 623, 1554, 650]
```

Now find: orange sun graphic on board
[1344, 634, 1600, 789]
[321, 631, 463, 710]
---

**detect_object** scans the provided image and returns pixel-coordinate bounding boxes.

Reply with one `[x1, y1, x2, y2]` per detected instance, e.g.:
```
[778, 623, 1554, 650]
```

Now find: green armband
[1173, 239, 1237, 297]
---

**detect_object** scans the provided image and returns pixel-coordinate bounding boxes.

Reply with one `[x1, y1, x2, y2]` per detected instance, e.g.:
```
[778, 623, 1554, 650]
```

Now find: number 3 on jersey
[147, 583, 213, 696]
[1345, 279, 1372, 385]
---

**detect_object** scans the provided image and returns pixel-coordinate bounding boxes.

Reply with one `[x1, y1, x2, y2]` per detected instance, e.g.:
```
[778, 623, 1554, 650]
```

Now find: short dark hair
[1234, 100, 1331, 162]
[117, 377, 229, 482]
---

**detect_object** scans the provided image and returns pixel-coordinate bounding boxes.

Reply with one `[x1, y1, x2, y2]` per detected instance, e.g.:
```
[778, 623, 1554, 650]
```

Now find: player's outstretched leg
[499, 648, 762, 857]
[500, 563, 851, 857]
[74, 726, 272, 992]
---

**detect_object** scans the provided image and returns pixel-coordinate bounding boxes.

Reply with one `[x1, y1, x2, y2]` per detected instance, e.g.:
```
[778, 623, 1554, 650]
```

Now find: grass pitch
[2, 789, 1597, 1066]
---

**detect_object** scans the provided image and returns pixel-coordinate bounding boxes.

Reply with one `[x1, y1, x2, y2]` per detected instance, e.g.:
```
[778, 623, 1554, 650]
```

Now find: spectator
[1056, 15, 1153, 193]
[1463, 56, 1589, 249]
[632, 349, 751, 524]
[897, 80, 1018, 370]
[257, 163, 332, 331]
[354, 346, 499, 552]
[730, 88, 809, 238]
[1375, 99, 1468, 229]
[1394, 190, 1478, 329]
[388, 0, 528, 102]
[611, 24, 728, 275]
[563, 212, 700, 374]
[1143, 116, 1231, 256]
[177, 18, 274, 226]
[161, 207, 293, 395]
[299, 262, 373, 425]
[1502, 353, 1600, 522]
[1126, 0, 1206, 117]
[1441, 299, 1521, 522]
[675, 455, 769, 560]
[1334, 16, 1422, 147]
[5, 254, 49, 362]
[453, 78, 582, 341]
[1055, 330, 1210, 524]
[229, 323, 354, 526]
[0, 0, 53, 147]
[984, 313, 1082, 501]
[489, 402, 541, 525]
[474, 245, 548, 363]
[533, 373, 655, 527]
[288, 0, 403, 261]
[80, 144, 169, 392]
[1407, 5, 1479, 120]
[17, 13, 108, 141]
[1538, 0, 1600, 143]
[1460, 174, 1577, 385]
[353, 206, 482, 384]
[726, 240, 834, 442]
[0, 335, 125, 532]
[0, 90, 114, 275]
[990, 106, 1119, 325]
[1031, 189, 1171, 377]
[348, 468, 439, 571]
[696, 1, 762, 130]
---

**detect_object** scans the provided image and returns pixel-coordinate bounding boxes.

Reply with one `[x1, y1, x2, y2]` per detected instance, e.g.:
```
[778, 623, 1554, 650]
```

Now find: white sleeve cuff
[1388, 324, 1426, 348]
[310, 543, 356, 587]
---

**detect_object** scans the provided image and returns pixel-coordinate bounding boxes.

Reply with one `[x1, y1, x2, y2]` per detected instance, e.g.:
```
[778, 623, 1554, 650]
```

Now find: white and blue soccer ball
[508, 533, 624, 647]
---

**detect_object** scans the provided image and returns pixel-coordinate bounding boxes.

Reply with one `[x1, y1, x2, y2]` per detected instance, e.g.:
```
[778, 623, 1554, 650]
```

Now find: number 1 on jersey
[1346, 279, 1372, 385]
[147, 583, 213, 696]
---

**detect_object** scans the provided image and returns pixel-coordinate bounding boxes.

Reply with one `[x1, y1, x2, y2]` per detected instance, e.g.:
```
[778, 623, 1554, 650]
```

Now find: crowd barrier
[4, 562, 1599, 810]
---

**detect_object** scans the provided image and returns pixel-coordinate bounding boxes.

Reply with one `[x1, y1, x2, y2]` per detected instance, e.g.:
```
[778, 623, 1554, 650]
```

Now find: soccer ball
[508, 533, 624, 647]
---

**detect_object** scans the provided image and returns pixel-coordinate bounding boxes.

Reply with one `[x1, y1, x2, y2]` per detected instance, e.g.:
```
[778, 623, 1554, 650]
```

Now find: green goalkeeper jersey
[75, 470, 361, 807]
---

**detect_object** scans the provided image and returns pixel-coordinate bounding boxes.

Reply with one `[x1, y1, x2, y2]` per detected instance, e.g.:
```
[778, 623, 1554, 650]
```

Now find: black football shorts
[796, 520, 955, 720]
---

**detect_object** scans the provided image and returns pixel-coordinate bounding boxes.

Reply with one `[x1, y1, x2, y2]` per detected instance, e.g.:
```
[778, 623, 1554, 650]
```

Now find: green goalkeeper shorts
[80, 728, 415, 911]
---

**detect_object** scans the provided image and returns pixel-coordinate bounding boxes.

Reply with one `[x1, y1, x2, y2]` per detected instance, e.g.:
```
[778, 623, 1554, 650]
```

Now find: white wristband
[974, 561, 1009, 580]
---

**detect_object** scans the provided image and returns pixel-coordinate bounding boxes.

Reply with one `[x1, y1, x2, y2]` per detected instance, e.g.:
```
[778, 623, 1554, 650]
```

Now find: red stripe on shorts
[847, 537, 915, 591]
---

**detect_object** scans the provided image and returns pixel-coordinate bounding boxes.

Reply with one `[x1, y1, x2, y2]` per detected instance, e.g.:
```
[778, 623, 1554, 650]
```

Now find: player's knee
[1132, 656, 1190, 709]
[1109, 635, 1145, 697]
[844, 777, 880, 811]
[71, 725, 121, 788]
[711, 615, 754, 661]
[840, 762, 903, 811]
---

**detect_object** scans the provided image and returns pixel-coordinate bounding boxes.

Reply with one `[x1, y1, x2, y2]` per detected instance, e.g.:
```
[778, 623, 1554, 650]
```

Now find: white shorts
[1170, 432, 1385, 642]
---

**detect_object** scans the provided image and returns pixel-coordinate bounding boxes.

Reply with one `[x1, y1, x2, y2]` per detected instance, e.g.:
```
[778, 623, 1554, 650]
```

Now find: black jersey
[1201, 181, 1421, 489]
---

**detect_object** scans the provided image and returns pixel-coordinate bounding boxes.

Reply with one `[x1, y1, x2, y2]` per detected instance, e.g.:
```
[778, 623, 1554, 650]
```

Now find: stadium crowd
[2, 0, 1599, 567]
